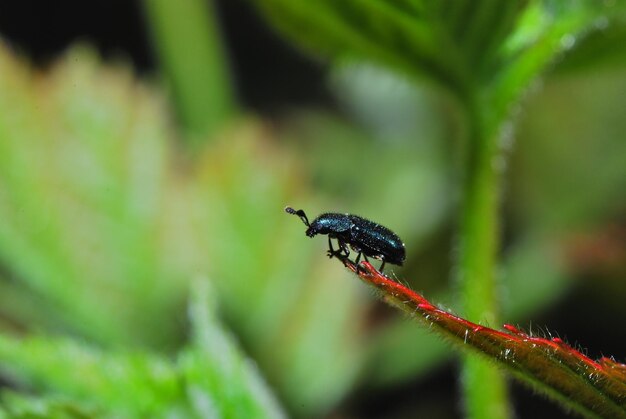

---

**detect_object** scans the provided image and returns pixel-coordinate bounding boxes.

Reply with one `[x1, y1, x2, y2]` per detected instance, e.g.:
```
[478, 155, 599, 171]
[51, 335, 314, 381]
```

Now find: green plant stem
[457, 106, 510, 419]
[142, 0, 235, 144]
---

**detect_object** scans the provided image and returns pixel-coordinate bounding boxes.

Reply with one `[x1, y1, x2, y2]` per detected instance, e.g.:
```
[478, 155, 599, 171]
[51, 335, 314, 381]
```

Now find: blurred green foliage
[0, 280, 284, 418]
[0, 0, 625, 418]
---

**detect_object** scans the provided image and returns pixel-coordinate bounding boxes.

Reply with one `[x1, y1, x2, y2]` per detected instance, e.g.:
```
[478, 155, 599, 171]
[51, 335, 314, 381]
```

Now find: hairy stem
[343, 260, 626, 419]
[457, 105, 510, 419]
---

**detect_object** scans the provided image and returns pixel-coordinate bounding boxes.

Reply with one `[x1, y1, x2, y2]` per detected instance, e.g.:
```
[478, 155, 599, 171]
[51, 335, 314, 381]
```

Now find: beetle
[285, 206, 405, 273]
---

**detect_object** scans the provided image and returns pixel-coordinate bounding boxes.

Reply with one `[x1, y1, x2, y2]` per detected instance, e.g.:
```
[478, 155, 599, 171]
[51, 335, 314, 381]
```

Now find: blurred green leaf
[191, 124, 369, 414]
[0, 335, 186, 417]
[252, 1, 626, 108]
[142, 0, 236, 142]
[0, 44, 188, 349]
[0, 42, 367, 416]
[251, 0, 469, 94]
[554, 19, 626, 74]
[0, 393, 96, 419]
[0, 280, 285, 418]
[178, 279, 285, 418]
[490, 1, 626, 126]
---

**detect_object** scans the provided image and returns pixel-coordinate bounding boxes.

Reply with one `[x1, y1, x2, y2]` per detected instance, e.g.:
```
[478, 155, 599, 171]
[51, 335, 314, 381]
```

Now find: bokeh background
[0, 1, 625, 418]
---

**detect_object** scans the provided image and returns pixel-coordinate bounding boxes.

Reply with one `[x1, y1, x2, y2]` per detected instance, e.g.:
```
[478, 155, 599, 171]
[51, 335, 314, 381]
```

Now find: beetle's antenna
[285, 206, 310, 227]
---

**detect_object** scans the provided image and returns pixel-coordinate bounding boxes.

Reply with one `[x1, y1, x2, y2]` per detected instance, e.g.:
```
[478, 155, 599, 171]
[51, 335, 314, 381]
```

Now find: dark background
[0, 0, 330, 114]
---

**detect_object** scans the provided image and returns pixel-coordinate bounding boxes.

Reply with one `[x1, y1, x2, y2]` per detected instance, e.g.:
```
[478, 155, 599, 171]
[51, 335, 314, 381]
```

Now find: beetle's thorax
[306, 219, 333, 237]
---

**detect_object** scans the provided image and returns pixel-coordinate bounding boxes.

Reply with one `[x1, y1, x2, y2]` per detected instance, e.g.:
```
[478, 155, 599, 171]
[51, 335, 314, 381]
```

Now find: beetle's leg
[357, 254, 371, 272]
[338, 241, 351, 260]
[379, 260, 386, 273]
[328, 238, 349, 260]
[340, 242, 354, 268]
[355, 252, 371, 273]
[340, 241, 350, 257]
[327, 237, 335, 259]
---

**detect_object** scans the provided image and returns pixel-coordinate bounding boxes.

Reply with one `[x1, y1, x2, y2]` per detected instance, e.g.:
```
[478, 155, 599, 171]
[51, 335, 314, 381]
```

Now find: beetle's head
[306, 219, 332, 237]
[285, 206, 316, 237]
[305, 222, 323, 237]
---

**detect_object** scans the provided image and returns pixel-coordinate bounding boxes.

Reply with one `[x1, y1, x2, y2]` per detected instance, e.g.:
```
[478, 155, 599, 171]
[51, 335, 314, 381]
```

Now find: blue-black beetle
[285, 206, 405, 272]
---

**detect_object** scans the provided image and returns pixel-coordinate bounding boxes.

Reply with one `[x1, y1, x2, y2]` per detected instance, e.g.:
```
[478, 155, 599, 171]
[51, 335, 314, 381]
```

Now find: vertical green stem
[142, 0, 236, 145]
[457, 106, 511, 419]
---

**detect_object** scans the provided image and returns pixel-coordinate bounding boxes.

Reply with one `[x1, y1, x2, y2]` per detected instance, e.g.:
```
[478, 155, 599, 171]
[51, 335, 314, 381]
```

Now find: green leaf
[0, 43, 189, 348]
[0, 335, 185, 417]
[252, 0, 470, 94]
[178, 279, 286, 419]
[432, 0, 529, 70]
[253, 0, 626, 124]
[142, 0, 236, 142]
[489, 1, 626, 125]
[554, 22, 626, 73]
[0, 393, 97, 419]
[0, 42, 367, 414]
[0, 281, 285, 418]
[192, 128, 366, 415]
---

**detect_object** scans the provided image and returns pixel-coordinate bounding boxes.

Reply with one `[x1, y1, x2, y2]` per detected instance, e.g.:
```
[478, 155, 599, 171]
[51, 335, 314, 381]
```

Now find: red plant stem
[344, 260, 626, 418]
